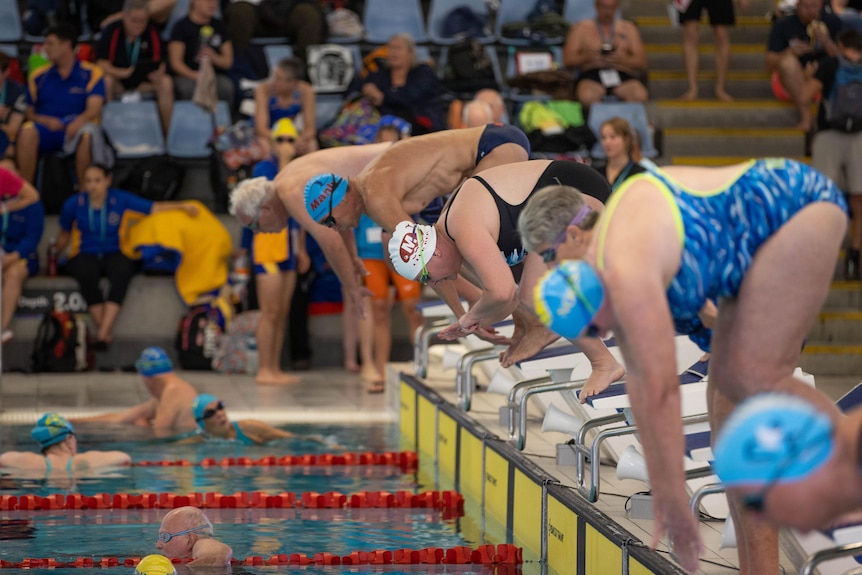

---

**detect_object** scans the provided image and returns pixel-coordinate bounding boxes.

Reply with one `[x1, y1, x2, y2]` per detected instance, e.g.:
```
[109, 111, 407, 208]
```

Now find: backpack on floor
[825, 57, 862, 133]
[115, 156, 183, 201]
[30, 310, 93, 373]
[175, 305, 222, 370]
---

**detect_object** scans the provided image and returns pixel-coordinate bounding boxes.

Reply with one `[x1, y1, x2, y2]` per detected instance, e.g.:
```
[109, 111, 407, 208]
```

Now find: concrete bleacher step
[652, 99, 797, 128]
[625, 0, 775, 19]
[636, 16, 772, 45]
[646, 43, 770, 71]
[824, 281, 862, 309]
[648, 70, 774, 100]
[800, 344, 862, 376]
[809, 311, 862, 344]
[660, 127, 805, 157]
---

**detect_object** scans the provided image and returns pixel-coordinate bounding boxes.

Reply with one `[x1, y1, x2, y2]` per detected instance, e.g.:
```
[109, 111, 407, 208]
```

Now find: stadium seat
[167, 100, 231, 159]
[495, 0, 565, 46]
[315, 93, 344, 130]
[264, 45, 294, 75]
[363, 0, 427, 44]
[102, 101, 166, 158]
[426, 0, 494, 45]
[0, 0, 23, 42]
[563, 0, 596, 24]
[587, 101, 657, 159]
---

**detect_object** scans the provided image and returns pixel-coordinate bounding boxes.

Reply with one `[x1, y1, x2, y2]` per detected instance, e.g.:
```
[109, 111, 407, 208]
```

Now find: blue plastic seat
[363, 0, 427, 44]
[426, 0, 494, 45]
[103, 101, 166, 159]
[315, 93, 344, 130]
[0, 0, 22, 42]
[167, 100, 231, 159]
[495, 0, 565, 46]
[264, 45, 294, 75]
[587, 101, 657, 159]
[564, 0, 597, 24]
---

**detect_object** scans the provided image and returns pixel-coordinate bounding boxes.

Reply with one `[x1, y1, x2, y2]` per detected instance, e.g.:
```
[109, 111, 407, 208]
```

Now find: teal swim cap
[192, 393, 220, 426]
[135, 347, 173, 377]
[714, 393, 835, 487]
[31, 413, 75, 449]
[304, 173, 348, 224]
[135, 554, 176, 575]
[533, 260, 604, 339]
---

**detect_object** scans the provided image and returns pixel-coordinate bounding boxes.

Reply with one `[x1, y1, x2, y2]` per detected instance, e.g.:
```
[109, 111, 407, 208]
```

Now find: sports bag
[31, 310, 92, 372]
[825, 56, 862, 133]
[175, 305, 222, 370]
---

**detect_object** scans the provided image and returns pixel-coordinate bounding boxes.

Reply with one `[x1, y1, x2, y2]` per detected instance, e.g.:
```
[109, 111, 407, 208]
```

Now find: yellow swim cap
[135, 555, 176, 575]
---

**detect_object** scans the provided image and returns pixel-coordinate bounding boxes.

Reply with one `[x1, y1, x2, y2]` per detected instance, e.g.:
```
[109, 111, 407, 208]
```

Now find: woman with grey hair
[359, 33, 444, 134]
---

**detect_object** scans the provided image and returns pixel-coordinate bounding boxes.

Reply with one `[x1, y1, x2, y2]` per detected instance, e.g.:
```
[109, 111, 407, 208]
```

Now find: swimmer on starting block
[387, 160, 625, 400]
[527, 158, 847, 574]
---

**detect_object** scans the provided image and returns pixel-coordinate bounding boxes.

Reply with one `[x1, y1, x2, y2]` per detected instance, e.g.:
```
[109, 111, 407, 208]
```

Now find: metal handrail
[454, 346, 500, 411]
[800, 541, 862, 575]
[511, 379, 590, 451]
[505, 376, 554, 438]
[690, 483, 725, 515]
[412, 318, 450, 378]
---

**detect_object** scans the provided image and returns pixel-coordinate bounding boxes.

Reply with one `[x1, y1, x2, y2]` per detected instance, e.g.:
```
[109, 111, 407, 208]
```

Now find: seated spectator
[134, 555, 176, 575]
[563, 0, 649, 106]
[156, 506, 233, 566]
[168, 0, 234, 104]
[88, 0, 177, 31]
[226, 0, 325, 61]
[1, 179, 44, 344]
[447, 89, 508, 129]
[192, 394, 294, 444]
[97, 0, 174, 135]
[254, 58, 317, 157]
[51, 164, 198, 349]
[17, 24, 107, 187]
[812, 28, 862, 278]
[0, 52, 25, 169]
[597, 117, 646, 191]
[241, 119, 305, 386]
[767, 0, 842, 131]
[359, 33, 445, 135]
[73, 347, 201, 437]
[0, 414, 131, 475]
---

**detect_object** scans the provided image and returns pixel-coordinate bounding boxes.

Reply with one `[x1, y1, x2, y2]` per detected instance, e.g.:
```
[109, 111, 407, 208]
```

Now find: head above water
[31, 413, 75, 450]
[134, 554, 176, 575]
[135, 347, 174, 377]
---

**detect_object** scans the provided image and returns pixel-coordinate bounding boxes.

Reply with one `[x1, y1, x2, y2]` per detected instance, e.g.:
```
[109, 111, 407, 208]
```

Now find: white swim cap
[388, 221, 436, 281]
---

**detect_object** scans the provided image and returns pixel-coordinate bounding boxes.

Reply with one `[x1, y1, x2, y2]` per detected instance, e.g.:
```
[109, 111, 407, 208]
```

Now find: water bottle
[47, 240, 58, 277]
[231, 251, 250, 310]
[245, 336, 258, 374]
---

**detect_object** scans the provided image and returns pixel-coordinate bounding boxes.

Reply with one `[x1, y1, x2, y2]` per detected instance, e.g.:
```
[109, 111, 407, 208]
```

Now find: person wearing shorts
[679, 0, 739, 101]
[355, 213, 421, 393]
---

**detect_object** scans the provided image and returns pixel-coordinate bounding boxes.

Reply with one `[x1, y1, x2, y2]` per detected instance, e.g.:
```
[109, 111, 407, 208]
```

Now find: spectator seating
[0, 43, 17, 57]
[163, 0, 221, 40]
[103, 101, 166, 159]
[426, 0, 495, 45]
[0, 0, 21, 42]
[564, 0, 597, 24]
[167, 100, 232, 159]
[263, 44, 294, 75]
[315, 93, 344, 130]
[438, 43, 504, 98]
[363, 0, 427, 44]
[587, 101, 657, 159]
[494, 0, 566, 46]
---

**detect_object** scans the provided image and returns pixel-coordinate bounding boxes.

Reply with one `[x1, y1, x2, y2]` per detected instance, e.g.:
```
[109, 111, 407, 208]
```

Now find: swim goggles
[198, 401, 225, 422]
[414, 225, 430, 284]
[158, 525, 210, 543]
[322, 175, 342, 229]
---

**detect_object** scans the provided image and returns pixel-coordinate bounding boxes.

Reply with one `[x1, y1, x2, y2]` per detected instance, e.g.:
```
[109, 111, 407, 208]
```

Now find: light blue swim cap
[304, 173, 348, 224]
[31, 413, 75, 449]
[533, 260, 604, 339]
[135, 347, 173, 377]
[192, 393, 220, 425]
[714, 393, 835, 487]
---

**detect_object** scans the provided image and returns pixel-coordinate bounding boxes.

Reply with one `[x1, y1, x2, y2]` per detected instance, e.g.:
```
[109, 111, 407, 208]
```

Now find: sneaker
[1, 330, 12, 344]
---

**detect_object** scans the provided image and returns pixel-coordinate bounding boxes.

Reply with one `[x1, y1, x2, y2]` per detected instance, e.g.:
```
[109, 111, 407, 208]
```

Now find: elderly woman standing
[360, 33, 445, 134]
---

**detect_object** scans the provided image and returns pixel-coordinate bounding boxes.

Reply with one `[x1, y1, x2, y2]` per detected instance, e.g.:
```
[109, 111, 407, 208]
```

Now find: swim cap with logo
[135, 554, 177, 575]
[388, 221, 436, 280]
[135, 347, 173, 377]
[533, 260, 604, 339]
[31, 413, 75, 449]
[304, 173, 348, 224]
[714, 393, 835, 487]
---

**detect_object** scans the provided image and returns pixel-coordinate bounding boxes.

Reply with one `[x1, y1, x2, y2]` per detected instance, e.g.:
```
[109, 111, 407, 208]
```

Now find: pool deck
[0, 368, 397, 425]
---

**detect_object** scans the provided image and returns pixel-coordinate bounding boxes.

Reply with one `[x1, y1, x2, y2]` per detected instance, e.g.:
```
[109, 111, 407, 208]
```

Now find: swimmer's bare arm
[73, 399, 157, 426]
[241, 420, 294, 443]
[189, 538, 233, 567]
[79, 450, 132, 467]
[0, 452, 42, 468]
[361, 166, 417, 234]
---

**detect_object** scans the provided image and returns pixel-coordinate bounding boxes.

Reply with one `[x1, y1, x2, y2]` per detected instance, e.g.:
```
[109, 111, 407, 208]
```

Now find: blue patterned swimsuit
[602, 158, 846, 350]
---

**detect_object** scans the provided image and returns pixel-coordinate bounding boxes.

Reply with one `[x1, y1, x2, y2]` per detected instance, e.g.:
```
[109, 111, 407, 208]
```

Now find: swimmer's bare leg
[500, 305, 560, 367]
[572, 336, 625, 403]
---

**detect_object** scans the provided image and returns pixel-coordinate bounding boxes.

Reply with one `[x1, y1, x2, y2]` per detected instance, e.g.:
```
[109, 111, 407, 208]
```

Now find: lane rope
[133, 451, 418, 469]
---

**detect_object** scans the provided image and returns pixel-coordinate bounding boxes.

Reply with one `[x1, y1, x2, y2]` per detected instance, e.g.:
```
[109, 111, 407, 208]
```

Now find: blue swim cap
[135, 347, 173, 377]
[135, 555, 176, 575]
[31, 413, 75, 449]
[714, 393, 835, 487]
[192, 393, 220, 425]
[533, 260, 604, 339]
[304, 173, 348, 224]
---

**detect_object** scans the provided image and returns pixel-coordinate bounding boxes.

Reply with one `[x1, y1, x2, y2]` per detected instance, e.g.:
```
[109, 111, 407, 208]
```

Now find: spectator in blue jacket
[1, 194, 45, 346]
[17, 24, 108, 187]
[359, 33, 445, 135]
[51, 164, 198, 349]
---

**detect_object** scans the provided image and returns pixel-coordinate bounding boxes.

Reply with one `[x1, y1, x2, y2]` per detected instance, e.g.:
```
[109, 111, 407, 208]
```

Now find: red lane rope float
[0, 545, 522, 568]
[0, 490, 464, 513]
[133, 451, 419, 469]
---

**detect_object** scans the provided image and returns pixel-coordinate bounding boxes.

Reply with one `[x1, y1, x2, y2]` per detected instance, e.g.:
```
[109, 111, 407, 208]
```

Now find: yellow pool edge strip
[398, 375, 683, 575]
